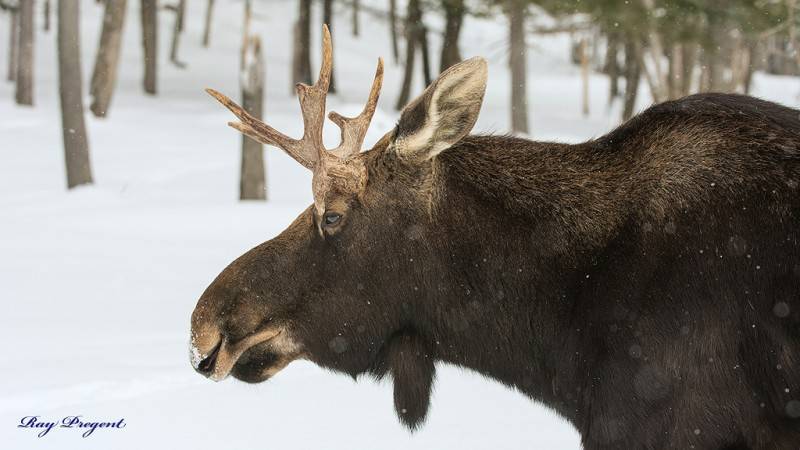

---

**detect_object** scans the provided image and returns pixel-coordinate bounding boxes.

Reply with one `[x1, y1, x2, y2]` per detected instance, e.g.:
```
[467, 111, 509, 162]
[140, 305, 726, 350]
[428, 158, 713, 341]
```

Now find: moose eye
[323, 212, 342, 226]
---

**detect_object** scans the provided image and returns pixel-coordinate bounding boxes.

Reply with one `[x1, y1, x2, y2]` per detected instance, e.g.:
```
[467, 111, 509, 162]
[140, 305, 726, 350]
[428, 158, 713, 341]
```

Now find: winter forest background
[2, 0, 800, 448]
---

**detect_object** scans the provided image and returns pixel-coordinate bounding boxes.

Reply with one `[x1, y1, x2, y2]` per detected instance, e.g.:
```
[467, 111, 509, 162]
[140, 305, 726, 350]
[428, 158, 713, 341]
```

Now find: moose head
[191, 26, 489, 429]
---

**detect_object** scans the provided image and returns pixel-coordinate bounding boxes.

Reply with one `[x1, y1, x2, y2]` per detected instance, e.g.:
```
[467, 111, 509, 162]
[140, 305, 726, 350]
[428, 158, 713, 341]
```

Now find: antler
[328, 59, 384, 158]
[206, 25, 383, 169]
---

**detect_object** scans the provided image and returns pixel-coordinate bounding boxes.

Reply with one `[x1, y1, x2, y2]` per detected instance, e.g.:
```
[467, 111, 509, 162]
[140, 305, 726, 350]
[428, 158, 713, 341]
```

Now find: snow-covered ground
[2, 1, 800, 449]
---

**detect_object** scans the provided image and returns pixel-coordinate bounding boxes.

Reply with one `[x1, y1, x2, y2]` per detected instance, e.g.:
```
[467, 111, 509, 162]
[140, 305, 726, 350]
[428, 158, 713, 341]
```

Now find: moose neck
[417, 135, 625, 424]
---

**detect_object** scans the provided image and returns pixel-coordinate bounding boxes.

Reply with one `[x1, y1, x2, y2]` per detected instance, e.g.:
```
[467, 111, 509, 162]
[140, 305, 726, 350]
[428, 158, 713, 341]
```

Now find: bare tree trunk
[638, 0, 669, 101]
[90, 0, 127, 118]
[140, 0, 158, 94]
[680, 42, 698, 96]
[292, 0, 312, 89]
[440, 0, 464, 72]
[168, 0, 186, 68]
[622, 36, 640, 121]
[323, 0, 336, 93]
[389, 0, 399, 65]
[240, 36, 266, 201]
[730, 38, 751, 94]
[706, 13, 726, 91]
[395, 0, 419, 110]
[606, 31, 619, 104]
[698, 52, 710, 92]
[636, 40, 668, 103]
[202, 0, 214, 47]
[508, 0, 528, 133]
[16, 0, 34, 105]
[43, 0, 50, 31]
[7, 7, 18, 82]
[419, 24, 432, 86]
[667, 43, 682, 100]
[743, 41, 757, 95]
[351, 0, 359, 37]
[58, 0, 93, 188]
[580, 38, 589, 117]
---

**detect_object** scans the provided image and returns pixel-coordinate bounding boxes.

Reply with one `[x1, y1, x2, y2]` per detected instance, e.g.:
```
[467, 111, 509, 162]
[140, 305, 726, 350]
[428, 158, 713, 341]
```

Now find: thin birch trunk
[141, 0, 158, 94]
[668, 43, 682, 100]
[7, 7, 18, 82]
[680, 43, 697, 96]
[292, 0, 312, 89]
[580, 38, 589, 117]
[351, 0, 359, 37]
[389, 0, 399, 65]
[440, 0, 464, 72]
[606, 31, 620, 104]
[59, 0, 93, 188]
[90, 0, 127, 117]
[395, 0, 419, 110]
[508, 0, 528, 133]
[16, 0, 34, 105]
[240, 35, 266, 201]
[622, 36, 640, 121]
[202, 0, 214, 47]
[168, 0, 186, 68]
[419, 24, 431, 85]
[43, 0, 50, 31]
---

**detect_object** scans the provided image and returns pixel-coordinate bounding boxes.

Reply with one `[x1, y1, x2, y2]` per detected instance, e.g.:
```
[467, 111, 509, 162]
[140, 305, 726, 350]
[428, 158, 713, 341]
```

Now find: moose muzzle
[190, 321, 283, 382]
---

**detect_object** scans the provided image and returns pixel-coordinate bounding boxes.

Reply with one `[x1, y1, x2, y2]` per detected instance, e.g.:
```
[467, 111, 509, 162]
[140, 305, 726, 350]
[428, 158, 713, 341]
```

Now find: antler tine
[205, 88, 316, 169]
[293, 25, 333, 159]
[207, 26, 354, 170]
[328, 58, 384, 158]
[315, 25, 333, 92]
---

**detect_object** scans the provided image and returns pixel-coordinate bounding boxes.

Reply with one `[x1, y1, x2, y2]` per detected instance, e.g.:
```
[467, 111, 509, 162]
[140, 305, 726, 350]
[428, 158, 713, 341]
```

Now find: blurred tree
[140, 0, 158, 94]
[580, 37, 589, 116]
[507, 0, 528, 133]
[240, 38, 266, 200]
[352, 0, 360, 37]
[622, 36, 640, 120]
[440, 0, 465, 71]
[389, 0, 400, 64]
[395, 0, 422, 109]
[419, 11, 432, 85]
[167, 0, 187, 68]
[2, 1, 19, 82]
[532, 0, 782, 118]
[605, 30, 620, 104]
[58, 0, 93, 188]
[15, 0, 33, 105]
[202, 0, 214, 47]
[240, 2, 266, 201]
[293, 0, 313, 90]
[42, 0, 49, 31]
[90, 0, 127, 117]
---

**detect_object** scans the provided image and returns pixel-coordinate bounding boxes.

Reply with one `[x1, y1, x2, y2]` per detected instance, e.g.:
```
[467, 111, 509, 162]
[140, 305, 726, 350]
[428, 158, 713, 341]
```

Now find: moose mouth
[231, 342, 282, 383]
[194, 328, 284, 382]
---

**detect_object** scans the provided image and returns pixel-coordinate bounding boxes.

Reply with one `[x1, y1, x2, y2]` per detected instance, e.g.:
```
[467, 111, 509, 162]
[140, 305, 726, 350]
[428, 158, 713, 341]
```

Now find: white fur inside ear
[395, 57, 488, 160]
[397, 113, 440, 159]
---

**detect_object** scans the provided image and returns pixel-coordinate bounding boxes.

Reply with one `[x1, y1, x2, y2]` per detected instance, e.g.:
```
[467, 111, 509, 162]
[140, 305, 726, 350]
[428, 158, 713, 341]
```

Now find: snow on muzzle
[191, 324, 282, 381]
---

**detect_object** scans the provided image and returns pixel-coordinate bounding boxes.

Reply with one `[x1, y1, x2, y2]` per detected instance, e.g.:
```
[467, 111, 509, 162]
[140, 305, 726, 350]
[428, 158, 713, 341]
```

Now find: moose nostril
[197, 341, 222, 375]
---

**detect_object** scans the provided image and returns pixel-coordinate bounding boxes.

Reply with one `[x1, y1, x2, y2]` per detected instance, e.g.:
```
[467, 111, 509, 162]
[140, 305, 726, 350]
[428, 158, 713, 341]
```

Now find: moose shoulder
[190, 26, 800, 450]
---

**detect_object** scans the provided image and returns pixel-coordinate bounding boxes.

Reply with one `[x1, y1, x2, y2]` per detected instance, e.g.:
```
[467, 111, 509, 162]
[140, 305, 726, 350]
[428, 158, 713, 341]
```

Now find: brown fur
[192, 58, 800, 449]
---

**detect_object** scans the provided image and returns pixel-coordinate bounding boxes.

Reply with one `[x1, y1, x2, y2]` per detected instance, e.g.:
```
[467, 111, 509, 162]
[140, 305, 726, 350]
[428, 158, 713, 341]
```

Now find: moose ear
[394, 57, 488, 160]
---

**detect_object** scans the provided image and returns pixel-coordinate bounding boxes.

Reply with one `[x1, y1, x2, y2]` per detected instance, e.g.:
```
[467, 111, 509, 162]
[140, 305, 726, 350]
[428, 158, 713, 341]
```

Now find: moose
[190, 26, 800, 449]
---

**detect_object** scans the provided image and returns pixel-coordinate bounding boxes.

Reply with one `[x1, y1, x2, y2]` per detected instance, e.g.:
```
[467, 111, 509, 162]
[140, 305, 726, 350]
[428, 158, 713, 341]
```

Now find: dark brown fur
[192, 92, 800, 449]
